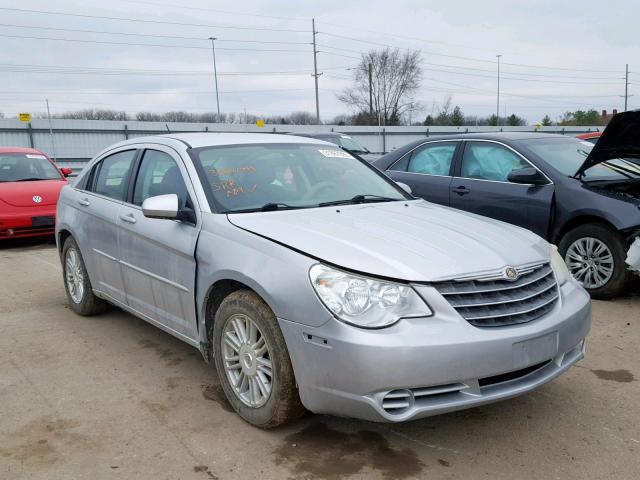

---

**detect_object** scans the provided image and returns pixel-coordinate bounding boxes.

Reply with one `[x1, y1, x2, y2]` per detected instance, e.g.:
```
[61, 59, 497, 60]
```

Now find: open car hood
[576, 110, 640, 177]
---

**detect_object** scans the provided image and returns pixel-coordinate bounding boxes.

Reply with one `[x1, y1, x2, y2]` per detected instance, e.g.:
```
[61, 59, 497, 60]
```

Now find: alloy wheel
[65, 247, 85, 304]
[222, 313, 273, 408]
[565, 237, 614, 289]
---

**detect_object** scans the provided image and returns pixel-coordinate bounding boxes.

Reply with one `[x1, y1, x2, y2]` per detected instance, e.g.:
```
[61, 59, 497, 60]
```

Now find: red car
[576, 132, 601, 144]
[0, 147, 72, 240]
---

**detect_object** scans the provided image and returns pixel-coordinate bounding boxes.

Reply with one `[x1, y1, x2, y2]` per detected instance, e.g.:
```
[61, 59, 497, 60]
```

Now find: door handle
[119, 214, 137, 224]
[78, 198, 90, 207]
[452, 186, 470, 195]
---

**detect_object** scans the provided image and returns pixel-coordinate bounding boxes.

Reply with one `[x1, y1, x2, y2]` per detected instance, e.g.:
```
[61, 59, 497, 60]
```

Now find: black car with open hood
[375, 115, 640, 299]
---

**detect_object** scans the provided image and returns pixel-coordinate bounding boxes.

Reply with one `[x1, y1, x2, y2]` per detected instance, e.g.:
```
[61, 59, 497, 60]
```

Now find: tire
[212, 290, 305, 428]
[62, 236, 107, 315]
[558, 223, 632, 299]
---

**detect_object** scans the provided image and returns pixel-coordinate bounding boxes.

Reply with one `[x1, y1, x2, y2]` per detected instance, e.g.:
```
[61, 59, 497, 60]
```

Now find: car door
[117, 146, 200, 341]
[75, 149, 137, 304]
[385, 141, 459, 206]
[450, 141, 554, 237]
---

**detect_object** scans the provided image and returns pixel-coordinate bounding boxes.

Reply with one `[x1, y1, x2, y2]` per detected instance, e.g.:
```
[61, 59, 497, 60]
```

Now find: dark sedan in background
[374, 112, 640, 298]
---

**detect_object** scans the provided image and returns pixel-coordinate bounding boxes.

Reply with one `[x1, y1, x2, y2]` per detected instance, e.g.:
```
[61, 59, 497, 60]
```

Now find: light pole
[346, 63, 374, 121]
[45, 98, 57, 162]
[496, 54, 502, 127]
[625, 63, 629, 112]
[208, 37, 220, 120]
[311, 18, 321, 124]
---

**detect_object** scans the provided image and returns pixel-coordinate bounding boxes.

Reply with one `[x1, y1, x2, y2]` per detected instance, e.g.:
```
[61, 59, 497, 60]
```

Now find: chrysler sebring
[56, 133, 591, 427]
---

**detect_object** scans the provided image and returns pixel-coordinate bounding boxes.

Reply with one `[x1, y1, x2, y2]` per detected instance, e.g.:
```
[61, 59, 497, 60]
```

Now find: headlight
[550, 244, 570, 286]
[309, 264, 432, 328]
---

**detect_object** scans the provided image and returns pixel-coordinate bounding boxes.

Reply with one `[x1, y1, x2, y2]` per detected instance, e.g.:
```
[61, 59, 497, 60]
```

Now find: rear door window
[92, 150, 136, 201]
[460, 142, 528, 182]
[407, 142, 457, 176]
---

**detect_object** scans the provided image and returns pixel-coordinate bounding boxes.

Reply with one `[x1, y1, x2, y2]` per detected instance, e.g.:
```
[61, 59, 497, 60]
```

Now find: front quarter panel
[552, 178, 640, 240]
[195, 213, 333, 342]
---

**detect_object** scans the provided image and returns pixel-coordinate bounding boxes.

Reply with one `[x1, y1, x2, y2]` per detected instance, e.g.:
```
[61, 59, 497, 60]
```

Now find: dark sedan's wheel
[62, 237, 107, 315]
[212, 290, 305, 428]
[559, 223, 631, 299]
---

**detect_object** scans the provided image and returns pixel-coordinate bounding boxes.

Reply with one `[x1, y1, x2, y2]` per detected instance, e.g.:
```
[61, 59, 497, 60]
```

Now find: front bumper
[0, 208, 56, 239]
[279, 278, 591, 422]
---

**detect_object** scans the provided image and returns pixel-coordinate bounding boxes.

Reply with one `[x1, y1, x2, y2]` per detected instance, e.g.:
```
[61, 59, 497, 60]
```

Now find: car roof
[395, 132, 565, 150]
[292, 132, 345, 138]
[116, 132, 333, 149]
[576, 132, 601, 139]
[0, 146, 47, 155]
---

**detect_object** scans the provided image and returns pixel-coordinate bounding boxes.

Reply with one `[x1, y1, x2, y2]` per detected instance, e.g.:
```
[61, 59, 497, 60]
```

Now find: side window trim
[82, 162, 98, 192]
[388, 140, 461, 176]
[456, 140, 553, 185]
[126, 149, 145, 205]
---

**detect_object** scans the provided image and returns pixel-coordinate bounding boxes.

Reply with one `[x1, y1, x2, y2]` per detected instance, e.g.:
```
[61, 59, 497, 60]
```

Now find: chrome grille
[433, 263, 559, 327]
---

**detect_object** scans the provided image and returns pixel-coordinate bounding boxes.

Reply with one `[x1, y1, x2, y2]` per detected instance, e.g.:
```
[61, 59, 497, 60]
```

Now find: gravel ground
[1, 239, 638, 480]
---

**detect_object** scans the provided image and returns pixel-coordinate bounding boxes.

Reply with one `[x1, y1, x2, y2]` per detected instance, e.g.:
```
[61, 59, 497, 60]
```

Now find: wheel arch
[202, 278, 269, 351]
[553, 215, 619, 245]
[57, 228, 73, 257]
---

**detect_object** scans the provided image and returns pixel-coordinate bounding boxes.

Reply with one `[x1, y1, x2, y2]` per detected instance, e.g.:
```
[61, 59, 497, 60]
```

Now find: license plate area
[512, 332, 558, 370]
[32, 216, 55, 227]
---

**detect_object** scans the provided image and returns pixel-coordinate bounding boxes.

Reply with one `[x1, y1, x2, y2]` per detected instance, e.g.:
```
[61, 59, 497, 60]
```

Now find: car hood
[227, 200, 549, 282]
[0, 179, 66, 207]
[577, 110, 640, 177]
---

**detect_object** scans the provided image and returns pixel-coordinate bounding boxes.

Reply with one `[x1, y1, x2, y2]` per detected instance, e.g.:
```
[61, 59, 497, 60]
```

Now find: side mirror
[396, 182, 412, 195]
[142, 194, 179, 220]
[507, 167, 548, 185]
[60, 167, 73, 177]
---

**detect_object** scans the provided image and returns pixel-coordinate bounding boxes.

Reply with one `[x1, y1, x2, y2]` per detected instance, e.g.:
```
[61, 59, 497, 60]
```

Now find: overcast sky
[0, 0, 635, 124]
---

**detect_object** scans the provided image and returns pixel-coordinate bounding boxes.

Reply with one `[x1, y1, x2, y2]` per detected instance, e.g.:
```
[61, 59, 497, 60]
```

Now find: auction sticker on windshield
[318, 149, 352, 159]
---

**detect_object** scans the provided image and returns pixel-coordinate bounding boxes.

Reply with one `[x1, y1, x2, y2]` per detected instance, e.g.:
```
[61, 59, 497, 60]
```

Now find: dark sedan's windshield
[191, 143, 406, 213]
[519, 137, 640, 181]
[0, 153, 61, 182]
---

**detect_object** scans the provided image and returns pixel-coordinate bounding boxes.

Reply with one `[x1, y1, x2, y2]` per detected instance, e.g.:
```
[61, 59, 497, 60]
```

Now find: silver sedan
[56, 133, 591, 427]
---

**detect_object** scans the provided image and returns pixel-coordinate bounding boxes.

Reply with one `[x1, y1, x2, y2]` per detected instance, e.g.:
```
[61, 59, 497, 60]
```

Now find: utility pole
[208, 37, 221, 120]
[496, 54, 502, 127]
[311, 18, 322, 124]
[45, 98, 57, 162]
[625, 63, 629, 112]
[368, 62, 373, 118]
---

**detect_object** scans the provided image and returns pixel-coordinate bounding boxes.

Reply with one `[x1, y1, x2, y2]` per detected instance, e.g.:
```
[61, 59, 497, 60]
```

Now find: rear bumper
[279, 279, 591, 422]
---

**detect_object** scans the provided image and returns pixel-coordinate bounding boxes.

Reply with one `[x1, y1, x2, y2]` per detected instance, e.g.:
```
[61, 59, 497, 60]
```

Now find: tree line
[22, 109, 318, 125]
[6, 106, 610, 127]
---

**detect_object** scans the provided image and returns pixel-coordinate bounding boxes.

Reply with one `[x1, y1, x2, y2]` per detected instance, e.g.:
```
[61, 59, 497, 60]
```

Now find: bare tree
[337, 48, 422, 126]
[55, 108, 129, 121]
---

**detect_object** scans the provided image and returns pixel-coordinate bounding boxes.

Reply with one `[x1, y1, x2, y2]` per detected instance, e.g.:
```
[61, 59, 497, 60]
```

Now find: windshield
[191, 143, 407, 213]
[337, 135, 368, 153]
[0, 153, 61, 182]
[519, 137, 640, 181]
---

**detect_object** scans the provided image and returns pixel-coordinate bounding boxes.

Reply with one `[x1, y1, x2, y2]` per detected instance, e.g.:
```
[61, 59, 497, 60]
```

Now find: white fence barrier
[0, 118, 603, 169]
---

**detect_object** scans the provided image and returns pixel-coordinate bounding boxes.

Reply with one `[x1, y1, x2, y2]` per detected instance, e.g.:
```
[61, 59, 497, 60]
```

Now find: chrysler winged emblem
[503, 266, 519, 281]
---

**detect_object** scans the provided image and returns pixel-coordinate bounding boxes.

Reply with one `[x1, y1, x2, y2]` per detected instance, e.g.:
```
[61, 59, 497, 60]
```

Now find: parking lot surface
[1, 240, 638, 480]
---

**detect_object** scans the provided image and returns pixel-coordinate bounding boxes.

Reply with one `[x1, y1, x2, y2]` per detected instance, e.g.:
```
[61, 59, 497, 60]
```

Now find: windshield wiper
[228, 202, 310, 213]
[318, 194, 400, 207]
[15, 177, 47, 182]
